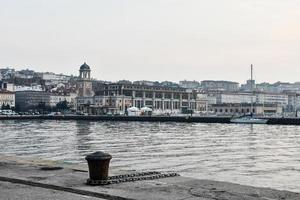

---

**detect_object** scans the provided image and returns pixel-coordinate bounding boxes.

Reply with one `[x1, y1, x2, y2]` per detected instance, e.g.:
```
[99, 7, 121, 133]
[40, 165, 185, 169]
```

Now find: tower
[77, 62, 94, 97]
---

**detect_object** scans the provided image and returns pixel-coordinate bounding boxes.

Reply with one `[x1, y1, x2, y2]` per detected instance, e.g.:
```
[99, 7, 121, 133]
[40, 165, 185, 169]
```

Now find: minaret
[77, 62, 94, 97]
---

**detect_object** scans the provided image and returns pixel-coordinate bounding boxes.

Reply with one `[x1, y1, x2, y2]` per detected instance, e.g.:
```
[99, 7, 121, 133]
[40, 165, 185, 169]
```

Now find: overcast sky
[1, 0, 300, 83]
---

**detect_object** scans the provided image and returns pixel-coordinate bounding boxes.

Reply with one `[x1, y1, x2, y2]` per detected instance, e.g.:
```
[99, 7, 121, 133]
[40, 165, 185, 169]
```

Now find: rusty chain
[87, 171, 180, 186]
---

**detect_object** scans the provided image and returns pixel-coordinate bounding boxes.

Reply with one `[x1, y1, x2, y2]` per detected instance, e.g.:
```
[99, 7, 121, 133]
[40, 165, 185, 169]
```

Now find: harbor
[2, 1, 300, 199]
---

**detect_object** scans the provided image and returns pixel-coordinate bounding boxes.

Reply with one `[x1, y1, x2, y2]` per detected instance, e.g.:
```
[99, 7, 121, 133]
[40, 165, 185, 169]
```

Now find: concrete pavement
[0, 155, 300, 200]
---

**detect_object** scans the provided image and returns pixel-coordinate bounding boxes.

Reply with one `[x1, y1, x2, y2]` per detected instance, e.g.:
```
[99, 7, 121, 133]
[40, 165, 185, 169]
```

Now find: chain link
[87, 171, 180, 186]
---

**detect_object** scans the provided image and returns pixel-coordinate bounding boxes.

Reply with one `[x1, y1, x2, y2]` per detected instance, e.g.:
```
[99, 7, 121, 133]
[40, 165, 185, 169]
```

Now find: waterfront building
[76, 63, 96, 113]
[284, 92, 300, 112]
[205, 91, 288, 107]
[95, 83, 197, 114]
[75, 63, 197, 115]
[77, 63, 94, 97]
[0, 90, 15, 109]
[49, 93, 77, 107]
[214, 92, 254, 104]
[211, 103, 283, 116]
[255, 92, 288, 106]
[15, 91, 50, 111]
[201, 80, 239, 92]
[195, 94, 209, 112]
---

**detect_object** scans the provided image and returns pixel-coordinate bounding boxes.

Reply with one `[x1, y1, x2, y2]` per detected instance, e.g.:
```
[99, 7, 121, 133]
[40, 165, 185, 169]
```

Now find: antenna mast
[250, 64, 253, 115]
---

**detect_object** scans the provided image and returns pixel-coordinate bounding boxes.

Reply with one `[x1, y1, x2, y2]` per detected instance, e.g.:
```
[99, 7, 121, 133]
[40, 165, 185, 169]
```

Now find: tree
[5, 104, 10, 109]
[56, 100, 69, 111]
[37, 102, 46, 113]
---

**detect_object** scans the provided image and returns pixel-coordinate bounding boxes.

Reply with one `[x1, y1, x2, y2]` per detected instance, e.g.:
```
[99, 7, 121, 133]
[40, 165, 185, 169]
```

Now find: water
[1, 120, 300, 192]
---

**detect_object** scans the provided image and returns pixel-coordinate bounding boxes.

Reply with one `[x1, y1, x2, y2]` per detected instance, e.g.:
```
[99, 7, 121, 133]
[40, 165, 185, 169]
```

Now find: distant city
[1, 63, 300, 116]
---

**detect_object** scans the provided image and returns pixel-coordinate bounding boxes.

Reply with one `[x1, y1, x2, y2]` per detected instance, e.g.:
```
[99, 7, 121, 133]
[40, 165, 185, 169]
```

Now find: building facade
[0, 90, 15, 109]
[96, 83, 197, 114]
[77, 63, 94, 97]
[75, 63, 198, 115]
[201, 80, 239, 91]
[49, 93, 77, 107]
[211, 103, 283, 116]
[15, 91, 50, 111]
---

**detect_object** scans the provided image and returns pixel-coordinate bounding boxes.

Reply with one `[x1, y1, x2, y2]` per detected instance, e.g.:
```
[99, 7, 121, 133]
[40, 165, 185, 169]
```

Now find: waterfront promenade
[1, 155, 300, 200]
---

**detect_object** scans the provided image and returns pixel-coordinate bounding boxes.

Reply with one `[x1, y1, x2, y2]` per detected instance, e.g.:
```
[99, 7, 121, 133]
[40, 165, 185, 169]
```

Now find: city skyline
[1, 0, 300, 83]
[2, 65, 300, 85]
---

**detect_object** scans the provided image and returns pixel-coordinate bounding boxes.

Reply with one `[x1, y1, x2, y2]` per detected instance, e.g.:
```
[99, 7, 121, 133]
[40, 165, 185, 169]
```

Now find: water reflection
[76, 121, 92, 151]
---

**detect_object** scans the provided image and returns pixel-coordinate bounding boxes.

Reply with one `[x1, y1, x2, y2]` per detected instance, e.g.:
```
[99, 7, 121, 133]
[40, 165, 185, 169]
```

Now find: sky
[0, 0, 300, 84]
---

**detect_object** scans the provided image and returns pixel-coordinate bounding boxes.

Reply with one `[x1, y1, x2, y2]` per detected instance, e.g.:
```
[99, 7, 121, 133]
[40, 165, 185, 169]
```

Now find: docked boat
[230, 116, 268, 124]
[230, 64, 268, 124]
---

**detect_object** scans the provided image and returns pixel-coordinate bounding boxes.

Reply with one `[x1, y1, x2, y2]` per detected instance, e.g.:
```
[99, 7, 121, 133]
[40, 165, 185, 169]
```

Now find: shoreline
[1, 115, 300, 125]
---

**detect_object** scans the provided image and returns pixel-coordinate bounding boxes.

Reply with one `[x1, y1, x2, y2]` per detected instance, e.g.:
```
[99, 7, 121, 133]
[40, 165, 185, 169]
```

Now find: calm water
[1, 120, 300, 192]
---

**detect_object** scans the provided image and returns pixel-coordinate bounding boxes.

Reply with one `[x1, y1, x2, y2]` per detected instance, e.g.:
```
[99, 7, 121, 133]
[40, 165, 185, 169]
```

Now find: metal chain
[87, 171, 180, 186]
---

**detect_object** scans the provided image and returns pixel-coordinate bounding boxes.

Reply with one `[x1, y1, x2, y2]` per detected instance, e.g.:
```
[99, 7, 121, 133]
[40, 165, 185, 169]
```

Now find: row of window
[214, 108, 256, 113]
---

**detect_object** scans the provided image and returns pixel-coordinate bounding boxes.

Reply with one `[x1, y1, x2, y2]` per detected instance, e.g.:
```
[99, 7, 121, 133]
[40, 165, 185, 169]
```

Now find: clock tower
[77, 62, 94, 97]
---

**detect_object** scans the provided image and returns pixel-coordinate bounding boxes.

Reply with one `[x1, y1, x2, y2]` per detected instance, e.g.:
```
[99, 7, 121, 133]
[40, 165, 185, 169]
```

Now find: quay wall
[0, 115, 231, 123]
[1, 115, 300, 125]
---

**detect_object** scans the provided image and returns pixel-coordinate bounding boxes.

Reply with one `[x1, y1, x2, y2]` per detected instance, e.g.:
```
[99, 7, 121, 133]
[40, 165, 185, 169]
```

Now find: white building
[215, 92, 254, 104]
[0, 91, 15, 109]
[14, 85, 43, 92]
[49, 93, 77, 107]
[206, 91, 288, 106]
[256, 93, 288, 106]
[211, 103, 283, 116]
[0, 82, 14, 91]
[40, 72, 71, 85]
[196, 94, 209, 112]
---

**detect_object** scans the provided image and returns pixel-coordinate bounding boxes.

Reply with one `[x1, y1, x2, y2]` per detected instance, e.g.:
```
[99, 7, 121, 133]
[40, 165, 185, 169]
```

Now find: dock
[0, 155, 300, 200]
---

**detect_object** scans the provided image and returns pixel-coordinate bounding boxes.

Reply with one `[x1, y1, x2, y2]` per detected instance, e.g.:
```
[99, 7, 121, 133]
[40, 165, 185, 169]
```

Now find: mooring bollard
[85, 151, 112, 181]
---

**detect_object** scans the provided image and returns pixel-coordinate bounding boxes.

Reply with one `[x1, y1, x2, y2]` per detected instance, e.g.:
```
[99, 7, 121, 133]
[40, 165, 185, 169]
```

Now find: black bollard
[85, 151, 112, 181]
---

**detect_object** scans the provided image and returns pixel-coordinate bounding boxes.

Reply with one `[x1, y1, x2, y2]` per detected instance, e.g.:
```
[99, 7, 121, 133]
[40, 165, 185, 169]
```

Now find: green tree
[56, 100, 69, 111]
[5, 104, 10, 109]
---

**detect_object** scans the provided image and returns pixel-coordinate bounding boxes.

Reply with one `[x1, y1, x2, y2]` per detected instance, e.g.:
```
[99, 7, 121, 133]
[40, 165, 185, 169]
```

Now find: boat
[230, 115, 268, 124]
[230, 64, 268, 124]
